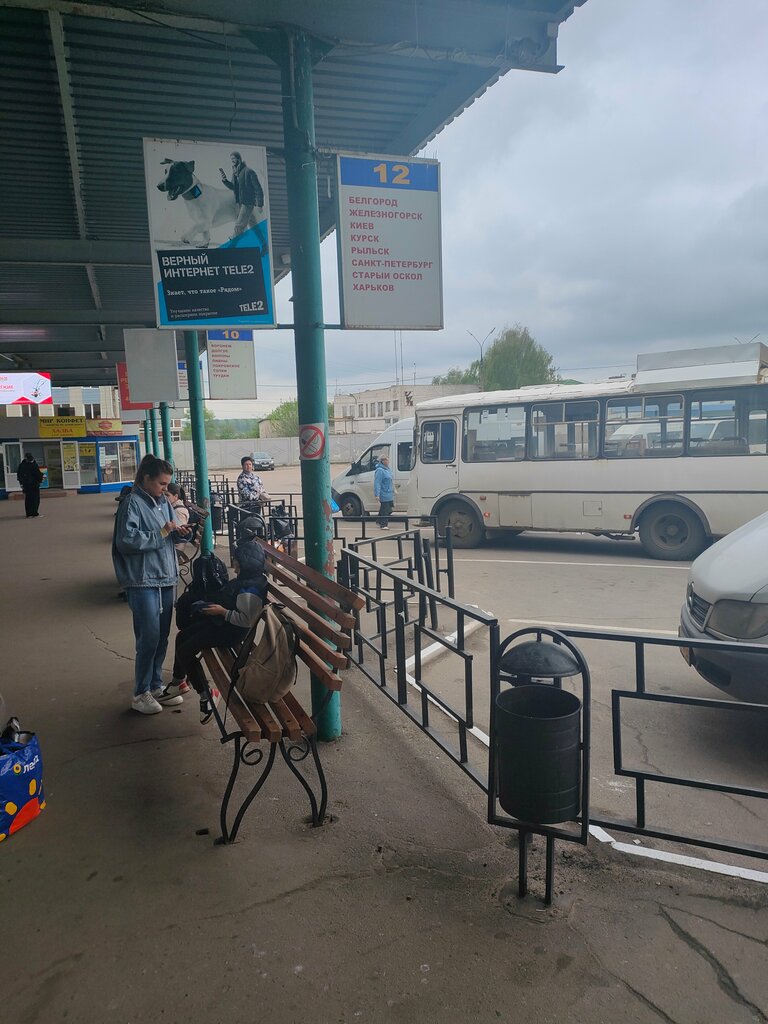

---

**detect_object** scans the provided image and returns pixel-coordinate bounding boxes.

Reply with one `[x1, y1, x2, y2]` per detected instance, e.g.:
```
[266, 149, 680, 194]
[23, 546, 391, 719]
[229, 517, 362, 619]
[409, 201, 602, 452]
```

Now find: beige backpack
[231, 604, 299, 704]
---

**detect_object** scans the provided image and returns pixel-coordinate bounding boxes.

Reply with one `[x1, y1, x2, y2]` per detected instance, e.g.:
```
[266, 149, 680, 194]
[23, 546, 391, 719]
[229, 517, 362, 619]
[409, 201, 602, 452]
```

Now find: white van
[332, 418, 414, 518]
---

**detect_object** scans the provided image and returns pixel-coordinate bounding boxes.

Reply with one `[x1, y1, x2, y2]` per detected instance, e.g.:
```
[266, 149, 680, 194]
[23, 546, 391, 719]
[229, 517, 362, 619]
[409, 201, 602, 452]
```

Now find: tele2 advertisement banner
[143, 138, 276, 330]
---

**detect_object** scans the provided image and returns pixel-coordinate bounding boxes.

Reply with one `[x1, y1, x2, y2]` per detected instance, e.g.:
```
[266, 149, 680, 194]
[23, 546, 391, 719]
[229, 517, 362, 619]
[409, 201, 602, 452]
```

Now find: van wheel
[339, 494, 363, 518]
[438, 501, 484, 549]
[639, 502, 706, 560]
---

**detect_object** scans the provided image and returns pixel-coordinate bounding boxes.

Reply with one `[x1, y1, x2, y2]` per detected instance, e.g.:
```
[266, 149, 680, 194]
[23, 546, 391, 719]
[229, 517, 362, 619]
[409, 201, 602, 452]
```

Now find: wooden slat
[214, 647, 284, 743]
[297, 639, 343, 692]
[257, 539, 365, 611]
[280, 607, 349, 670]
[282, 692, 316, 737]
[249, 703, 282, 743]
[266, 582, 351, 649]
[269, 699, 302, 741]
[200, 649, 261, 743]
[270, 563, 356, 629]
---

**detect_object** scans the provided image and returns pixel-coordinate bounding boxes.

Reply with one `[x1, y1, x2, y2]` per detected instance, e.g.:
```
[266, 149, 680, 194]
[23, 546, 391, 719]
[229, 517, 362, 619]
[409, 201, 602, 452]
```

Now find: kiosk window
[421, 420, 456, 463]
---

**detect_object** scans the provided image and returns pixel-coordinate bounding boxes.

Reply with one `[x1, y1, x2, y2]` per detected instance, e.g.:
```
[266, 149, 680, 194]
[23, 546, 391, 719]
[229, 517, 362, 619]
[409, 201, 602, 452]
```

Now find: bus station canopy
[0, 0, 587, 385]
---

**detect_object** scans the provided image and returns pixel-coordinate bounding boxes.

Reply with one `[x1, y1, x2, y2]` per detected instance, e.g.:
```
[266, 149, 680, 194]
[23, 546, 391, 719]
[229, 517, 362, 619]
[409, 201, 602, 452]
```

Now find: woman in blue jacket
[374, 454, 394, 529]
[112, 455, 192, 715]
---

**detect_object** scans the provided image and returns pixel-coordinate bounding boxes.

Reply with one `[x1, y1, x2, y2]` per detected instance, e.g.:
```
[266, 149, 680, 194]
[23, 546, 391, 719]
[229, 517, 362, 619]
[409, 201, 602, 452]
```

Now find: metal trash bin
[495, 683, 581, 824]
[210, 490, 223, 534]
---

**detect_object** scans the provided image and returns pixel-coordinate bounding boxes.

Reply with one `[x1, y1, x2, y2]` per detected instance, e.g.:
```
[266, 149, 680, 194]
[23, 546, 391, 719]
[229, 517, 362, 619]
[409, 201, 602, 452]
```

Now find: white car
[679, 511, 768, 702]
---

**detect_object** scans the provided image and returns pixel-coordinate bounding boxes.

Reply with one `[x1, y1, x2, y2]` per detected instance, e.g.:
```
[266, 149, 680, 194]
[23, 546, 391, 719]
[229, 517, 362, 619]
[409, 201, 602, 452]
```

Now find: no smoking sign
[299, 422, 326, 460]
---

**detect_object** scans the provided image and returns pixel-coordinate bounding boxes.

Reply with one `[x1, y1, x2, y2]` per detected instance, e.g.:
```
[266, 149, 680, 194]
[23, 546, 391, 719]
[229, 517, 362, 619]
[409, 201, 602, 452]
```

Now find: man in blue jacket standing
[374, 454, 394, 529]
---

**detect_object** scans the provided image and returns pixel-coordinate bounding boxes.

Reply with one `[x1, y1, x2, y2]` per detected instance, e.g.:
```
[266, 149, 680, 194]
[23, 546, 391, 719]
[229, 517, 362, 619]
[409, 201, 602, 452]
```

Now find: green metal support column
[149, 406, 159, 455]
[159, 401, 174, 465]
[183, 331, 213, 554]
[143, 412, 151, 457]
[278, 29, 340, 740]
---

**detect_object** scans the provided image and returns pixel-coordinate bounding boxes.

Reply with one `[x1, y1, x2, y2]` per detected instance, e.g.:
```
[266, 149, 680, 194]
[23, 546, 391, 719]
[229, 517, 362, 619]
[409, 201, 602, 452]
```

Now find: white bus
[408, 343, 768, 558]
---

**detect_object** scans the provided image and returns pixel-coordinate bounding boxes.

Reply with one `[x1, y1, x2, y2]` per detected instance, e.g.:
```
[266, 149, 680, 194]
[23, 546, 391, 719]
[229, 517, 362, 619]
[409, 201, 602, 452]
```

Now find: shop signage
[336, 153, 443, 330]
[87, 419, 123, 436]
[79, 443, 96, 457]
[143, 138, 276, 330]
[0, 371, 53, 405]
[39, 416, 87, 438]
[207, 340, 257, 400]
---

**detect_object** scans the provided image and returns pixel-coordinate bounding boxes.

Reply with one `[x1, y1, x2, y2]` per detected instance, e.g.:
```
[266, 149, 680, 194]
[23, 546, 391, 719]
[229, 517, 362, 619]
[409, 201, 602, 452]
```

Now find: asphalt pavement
[1, 490, 766, 1023]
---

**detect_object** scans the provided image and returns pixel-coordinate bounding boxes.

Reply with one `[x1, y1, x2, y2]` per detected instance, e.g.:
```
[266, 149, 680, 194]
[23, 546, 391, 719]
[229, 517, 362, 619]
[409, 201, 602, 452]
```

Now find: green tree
[478, 325, 559, 391]
[180, 406, 216, 440]
[432, 362, 479, 385]
[267, 399, 336, 437]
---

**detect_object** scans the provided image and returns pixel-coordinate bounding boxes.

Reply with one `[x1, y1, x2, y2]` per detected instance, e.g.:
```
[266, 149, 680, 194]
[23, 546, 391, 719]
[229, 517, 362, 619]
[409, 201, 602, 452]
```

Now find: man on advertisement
[219, 152, 267, 253]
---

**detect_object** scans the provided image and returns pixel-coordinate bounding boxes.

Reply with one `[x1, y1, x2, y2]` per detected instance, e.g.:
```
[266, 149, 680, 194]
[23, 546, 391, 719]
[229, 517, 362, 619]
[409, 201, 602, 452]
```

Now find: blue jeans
[126, 586, 175, 696]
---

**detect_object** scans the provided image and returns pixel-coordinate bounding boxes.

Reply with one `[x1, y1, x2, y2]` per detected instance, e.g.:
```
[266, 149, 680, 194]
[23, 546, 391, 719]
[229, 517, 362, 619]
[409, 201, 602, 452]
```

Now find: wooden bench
[198, 539, 364, 844]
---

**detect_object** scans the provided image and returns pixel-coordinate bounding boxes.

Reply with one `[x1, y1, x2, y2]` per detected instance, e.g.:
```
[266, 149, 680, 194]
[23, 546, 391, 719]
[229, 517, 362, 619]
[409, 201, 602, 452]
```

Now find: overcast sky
[214, 0, 768, 418]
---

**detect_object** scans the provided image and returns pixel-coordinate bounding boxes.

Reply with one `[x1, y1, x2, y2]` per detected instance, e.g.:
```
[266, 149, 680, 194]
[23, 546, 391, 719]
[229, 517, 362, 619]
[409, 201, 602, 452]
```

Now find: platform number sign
[336, 152, 443, 331]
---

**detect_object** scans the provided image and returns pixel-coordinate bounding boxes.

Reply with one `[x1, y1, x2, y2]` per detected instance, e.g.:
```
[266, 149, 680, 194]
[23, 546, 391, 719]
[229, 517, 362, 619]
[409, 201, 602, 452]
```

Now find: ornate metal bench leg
[225, 742, 277, 844]
[278, 737, 327, 826]
[216, 734, 243, 845]
[310, 736, 329, 823]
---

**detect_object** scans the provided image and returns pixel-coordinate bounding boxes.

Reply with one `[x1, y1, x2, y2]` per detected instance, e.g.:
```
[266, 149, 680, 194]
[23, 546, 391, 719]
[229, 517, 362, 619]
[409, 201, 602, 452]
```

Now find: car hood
[689, 510, 768, 603]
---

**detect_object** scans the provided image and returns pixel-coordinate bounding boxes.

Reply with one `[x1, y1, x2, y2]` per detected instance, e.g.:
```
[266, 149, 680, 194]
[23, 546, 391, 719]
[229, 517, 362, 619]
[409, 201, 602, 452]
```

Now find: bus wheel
[339, 494, 363, 518]
[638, 502, 706, 560]
[439, 501, 484, 549]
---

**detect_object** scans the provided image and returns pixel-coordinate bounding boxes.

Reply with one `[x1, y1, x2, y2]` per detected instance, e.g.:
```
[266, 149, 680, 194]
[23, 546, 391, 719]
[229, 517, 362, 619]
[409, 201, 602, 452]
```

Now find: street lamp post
[467, 327, 496, 365]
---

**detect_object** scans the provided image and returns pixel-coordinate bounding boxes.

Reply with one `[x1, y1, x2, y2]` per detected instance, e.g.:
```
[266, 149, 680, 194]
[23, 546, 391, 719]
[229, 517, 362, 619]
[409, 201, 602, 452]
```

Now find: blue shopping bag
[0, 732, 45, 842]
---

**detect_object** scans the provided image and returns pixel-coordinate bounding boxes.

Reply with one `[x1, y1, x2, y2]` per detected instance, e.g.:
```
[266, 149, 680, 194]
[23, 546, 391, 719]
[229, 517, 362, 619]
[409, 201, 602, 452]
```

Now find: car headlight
[707, 600, 768, 640]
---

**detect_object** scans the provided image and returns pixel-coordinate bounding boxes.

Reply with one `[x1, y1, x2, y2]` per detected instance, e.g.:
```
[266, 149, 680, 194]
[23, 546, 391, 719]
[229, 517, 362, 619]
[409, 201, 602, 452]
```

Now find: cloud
[245, 0, 768, 414]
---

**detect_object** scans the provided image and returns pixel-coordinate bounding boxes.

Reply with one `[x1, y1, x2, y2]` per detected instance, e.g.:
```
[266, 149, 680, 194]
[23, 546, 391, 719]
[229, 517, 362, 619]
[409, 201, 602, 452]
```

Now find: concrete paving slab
[1, 493, 766, 1024]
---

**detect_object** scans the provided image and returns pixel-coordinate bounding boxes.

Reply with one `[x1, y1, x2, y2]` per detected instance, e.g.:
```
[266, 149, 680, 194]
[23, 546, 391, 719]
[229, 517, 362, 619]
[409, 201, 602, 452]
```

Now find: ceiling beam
[0, 240, 152, 266]
[1, 311, 155, 325]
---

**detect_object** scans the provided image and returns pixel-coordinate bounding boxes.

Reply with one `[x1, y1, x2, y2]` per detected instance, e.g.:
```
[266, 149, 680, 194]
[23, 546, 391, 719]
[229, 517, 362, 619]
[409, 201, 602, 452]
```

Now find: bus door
[418, 419, 458, 498]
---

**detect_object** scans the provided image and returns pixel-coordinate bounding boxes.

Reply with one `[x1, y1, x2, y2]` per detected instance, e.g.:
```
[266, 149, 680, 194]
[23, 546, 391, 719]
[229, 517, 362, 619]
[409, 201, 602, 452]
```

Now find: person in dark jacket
[162, 541, 267, 723]
[219, 151, 267, 250]
[112, 455, 192, 715]
[16, 453, 43, 518]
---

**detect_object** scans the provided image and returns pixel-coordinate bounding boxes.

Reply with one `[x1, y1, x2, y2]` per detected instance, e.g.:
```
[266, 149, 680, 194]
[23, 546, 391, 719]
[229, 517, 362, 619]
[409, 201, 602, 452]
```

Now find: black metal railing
[340, 546, 768, 863]
[340, 544, 499, 790]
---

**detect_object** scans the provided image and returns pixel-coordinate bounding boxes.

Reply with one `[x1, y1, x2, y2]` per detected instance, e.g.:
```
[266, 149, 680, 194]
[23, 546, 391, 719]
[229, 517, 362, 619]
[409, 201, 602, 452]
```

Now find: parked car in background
[249, 451, 275, 471]
[679, 511, 768, 703]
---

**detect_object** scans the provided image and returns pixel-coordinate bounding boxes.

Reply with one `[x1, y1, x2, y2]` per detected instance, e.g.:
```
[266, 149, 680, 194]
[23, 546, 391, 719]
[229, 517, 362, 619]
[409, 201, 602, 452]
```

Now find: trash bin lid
[499, 639, 581, 679]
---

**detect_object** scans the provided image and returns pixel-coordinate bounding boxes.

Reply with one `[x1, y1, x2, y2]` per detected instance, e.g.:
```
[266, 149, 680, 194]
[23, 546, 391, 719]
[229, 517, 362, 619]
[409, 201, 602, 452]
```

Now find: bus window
[421, 420, 456, 463]
[688, 390, 766, 456]
[464, 406, 526, 462]
[397, 441, 412, 472]
[604, 396, 683, 457]
[530, 401, 598, 460]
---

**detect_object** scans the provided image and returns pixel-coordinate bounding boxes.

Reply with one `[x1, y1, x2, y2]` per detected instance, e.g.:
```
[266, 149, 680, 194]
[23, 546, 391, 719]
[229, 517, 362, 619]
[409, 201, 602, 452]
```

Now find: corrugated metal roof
[0, 0, 589, 384]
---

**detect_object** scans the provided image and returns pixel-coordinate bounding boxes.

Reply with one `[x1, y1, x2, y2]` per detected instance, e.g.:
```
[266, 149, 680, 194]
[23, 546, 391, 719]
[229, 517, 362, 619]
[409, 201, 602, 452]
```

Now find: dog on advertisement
[156, 159, 236, 247]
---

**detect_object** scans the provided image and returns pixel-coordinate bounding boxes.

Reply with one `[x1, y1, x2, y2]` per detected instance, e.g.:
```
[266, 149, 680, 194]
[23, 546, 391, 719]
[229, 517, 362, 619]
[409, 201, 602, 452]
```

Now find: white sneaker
[154, 686, 183, 706]
[132, 692, 163, 715]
